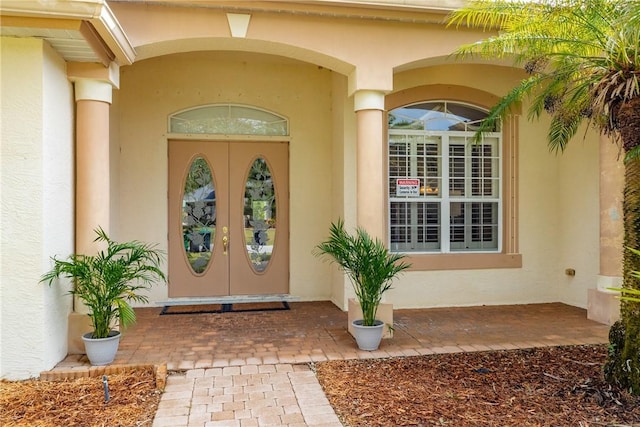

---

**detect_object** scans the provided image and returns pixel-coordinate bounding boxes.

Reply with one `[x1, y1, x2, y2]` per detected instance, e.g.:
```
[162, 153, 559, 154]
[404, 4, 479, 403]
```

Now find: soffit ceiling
[0, 25, 100, 63]
[0, 1, 134, 66]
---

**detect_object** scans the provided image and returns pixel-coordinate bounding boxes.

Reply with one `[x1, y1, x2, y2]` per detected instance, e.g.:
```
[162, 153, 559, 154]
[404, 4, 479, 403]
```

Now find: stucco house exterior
[0, 0, 624, 380]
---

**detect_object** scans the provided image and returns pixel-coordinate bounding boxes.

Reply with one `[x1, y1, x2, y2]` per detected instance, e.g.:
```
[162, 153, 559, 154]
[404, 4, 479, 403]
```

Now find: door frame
[167, 138, 290, 298]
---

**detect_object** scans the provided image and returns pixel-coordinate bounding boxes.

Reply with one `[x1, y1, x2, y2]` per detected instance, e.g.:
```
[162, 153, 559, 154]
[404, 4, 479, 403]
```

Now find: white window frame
[388, 125, 502, 254]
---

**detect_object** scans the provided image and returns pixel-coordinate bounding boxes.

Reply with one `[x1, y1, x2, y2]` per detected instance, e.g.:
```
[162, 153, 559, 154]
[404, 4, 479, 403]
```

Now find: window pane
[449, 143, 466, 197]
[390, 201, 440, 251]
[389, 135, 408, 195]
[450, 202, 498, 251]
[417, 138, 441, 195]
[471, 142, 499, 197]
[243, 158, 276, 272]
[388, 133, 441, 198]
[170, 105, 288, 135]
[389, 101, 497, 132]
[388, 102, 501, 254]
[182, 157, 215, 274]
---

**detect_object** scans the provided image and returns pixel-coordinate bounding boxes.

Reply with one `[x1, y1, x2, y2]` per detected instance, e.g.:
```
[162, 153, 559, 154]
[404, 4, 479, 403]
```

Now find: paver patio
[49, 301, 611, 426]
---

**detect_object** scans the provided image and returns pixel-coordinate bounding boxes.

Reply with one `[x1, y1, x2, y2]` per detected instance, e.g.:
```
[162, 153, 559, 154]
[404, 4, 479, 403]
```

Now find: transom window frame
[385, 84, 522, 271]
[168, 104, 289, 137]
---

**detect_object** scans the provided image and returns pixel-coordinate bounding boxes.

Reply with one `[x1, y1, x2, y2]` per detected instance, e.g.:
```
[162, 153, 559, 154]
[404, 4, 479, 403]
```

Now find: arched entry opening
[167, 104, 289, 298]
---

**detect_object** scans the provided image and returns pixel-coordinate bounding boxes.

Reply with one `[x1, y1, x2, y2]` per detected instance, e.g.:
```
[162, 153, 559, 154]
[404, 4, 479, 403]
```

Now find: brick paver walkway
[50, 301, 611, 426]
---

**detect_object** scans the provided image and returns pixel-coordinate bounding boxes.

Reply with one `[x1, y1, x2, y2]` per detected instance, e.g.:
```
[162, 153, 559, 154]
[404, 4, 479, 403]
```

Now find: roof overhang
[0, 0, 135, 66]
[108, 0, 461, 23]
[298, 0, 465, 13]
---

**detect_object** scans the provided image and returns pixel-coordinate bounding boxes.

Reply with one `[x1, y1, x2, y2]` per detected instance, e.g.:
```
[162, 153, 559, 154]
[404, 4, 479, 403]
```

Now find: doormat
[160, 301, 290, 315]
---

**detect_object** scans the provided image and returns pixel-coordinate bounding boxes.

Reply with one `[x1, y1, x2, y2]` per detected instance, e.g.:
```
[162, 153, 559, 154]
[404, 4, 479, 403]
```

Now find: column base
[68, 312, 93, 354]
[587, 288, 620, 326]
[348, 298, 393, 339]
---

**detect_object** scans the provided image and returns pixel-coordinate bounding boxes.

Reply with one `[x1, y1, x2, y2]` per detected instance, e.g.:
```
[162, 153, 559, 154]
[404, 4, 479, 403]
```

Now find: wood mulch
[315, 345, 640, 426]
[2, 345, 639, 426]
[0, 366, 161, 427]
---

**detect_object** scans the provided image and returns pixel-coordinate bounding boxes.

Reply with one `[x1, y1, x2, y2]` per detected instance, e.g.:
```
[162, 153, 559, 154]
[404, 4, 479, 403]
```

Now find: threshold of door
[158, 294, 299, 306]
[157, 294, 299, 316]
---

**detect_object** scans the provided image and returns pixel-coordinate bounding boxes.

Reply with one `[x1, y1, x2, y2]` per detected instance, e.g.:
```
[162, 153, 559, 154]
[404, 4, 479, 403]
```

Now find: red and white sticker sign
[396, 179, 420, 196]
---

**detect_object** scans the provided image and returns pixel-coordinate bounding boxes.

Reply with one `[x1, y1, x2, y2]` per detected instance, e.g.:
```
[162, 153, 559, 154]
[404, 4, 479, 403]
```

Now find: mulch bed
[0, 366, 161, 427]
[3, 345, 639, 426]
[315, 345, 640, 426]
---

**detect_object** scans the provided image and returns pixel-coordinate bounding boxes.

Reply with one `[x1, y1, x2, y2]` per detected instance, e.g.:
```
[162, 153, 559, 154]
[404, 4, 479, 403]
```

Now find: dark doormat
[160, 301, 290, 315]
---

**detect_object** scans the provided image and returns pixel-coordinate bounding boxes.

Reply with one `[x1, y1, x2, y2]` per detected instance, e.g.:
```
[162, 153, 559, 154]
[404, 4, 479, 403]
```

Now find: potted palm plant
[41, 227, 166, 365]
[315, 219, 411, 350]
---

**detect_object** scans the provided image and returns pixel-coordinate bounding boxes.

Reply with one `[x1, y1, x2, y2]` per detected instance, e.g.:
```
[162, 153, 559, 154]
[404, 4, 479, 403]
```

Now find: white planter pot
[82, 331, 121, 366]
[351, 319, 384, 351]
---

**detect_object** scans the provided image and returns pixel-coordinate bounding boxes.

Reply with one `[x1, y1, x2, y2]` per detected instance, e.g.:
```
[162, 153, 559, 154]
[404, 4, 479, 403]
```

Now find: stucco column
[588, 136, 624, 324]
[74, 79, 112, 254]
[354, 90, 386, 240]
[66, 79, 114, 353]
[350, 90, 393, 335]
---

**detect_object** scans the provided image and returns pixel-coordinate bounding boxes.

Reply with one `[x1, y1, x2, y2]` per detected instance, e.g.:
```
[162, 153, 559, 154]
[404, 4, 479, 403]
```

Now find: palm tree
[447, 0, 640, 394]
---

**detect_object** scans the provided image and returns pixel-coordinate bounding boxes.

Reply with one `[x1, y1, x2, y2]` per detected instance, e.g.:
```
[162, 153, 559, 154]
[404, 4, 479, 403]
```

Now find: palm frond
[547, 111, 582, 153]
[447, 0, 528, 30]
[41, 228, 166, 338]
[470, 76, 540, 144]
[449, 0, 640, 155]
[626, 145, 640, 163]
[314, 219, 411, 326]
[449, 0, 612, 63]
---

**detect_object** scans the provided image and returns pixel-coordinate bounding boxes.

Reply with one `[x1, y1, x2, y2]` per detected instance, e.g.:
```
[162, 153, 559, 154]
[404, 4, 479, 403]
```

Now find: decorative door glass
[169, 104, 289, 136]
[243, 158, 276, 272]
[182, 156, 216, 273]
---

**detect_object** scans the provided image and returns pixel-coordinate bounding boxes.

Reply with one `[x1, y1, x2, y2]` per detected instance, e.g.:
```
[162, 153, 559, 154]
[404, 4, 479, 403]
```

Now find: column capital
[69, 62, 119, 103]
[354, 90, 386, 112]
[74, 79, 113, 104]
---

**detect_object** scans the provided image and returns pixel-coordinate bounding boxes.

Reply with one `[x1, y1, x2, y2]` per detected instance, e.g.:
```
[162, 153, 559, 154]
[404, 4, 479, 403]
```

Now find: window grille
[388, 101, 501, 253]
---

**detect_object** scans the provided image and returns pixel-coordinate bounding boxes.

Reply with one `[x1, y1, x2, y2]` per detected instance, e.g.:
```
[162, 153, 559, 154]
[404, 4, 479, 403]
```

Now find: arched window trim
[385, 85, 522, 271]
[389, 100, 501, 133]
[169, 104, 289, 136]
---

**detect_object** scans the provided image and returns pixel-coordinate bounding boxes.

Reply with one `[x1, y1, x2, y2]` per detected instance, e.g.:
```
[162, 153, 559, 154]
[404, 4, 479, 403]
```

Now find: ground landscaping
[1, 345, 639, 426]
[315, 345, 640, 426]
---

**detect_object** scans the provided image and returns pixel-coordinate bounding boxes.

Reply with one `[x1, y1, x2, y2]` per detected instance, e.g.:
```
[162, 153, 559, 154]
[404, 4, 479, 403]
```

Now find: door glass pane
[244, 158, 276, 272]
[182, 157, 216, 274]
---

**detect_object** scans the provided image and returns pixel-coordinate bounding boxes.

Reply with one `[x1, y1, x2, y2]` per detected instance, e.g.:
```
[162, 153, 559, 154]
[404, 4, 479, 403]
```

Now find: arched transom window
[388, 101, 501, 253]
[169, 104, 288, 136]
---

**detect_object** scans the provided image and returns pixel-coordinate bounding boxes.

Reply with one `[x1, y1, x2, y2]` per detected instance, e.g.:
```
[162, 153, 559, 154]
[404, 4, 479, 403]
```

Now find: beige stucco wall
[109, 1, 492, 93]
[107, 1, 603, 311]
[113, 54, 601, 310]
[115, 51, 337, 303]
[0, 0, 606, 382]
[42, 41, 75, 366]
[328, 72, 359, 308]
[383, 63, 600, 309]
[0, 38, 74, 379]
[556, 127, 600, 307]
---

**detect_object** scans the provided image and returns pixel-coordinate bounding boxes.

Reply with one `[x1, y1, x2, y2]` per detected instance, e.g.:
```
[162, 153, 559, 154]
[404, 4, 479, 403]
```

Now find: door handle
[222, 235, 229, 255]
